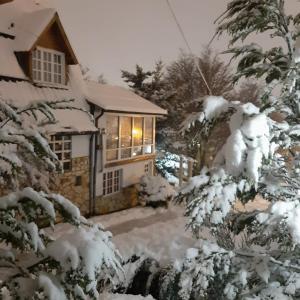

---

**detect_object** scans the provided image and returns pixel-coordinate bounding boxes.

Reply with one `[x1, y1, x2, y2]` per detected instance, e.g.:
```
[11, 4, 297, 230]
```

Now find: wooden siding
[36, 21, 74, 65]
[0, 0, 13, 4]
[15, 52, 31, 79]
[15, 13, 78, 82]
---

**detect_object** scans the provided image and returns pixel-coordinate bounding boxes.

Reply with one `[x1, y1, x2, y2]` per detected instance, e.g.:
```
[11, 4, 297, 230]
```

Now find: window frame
[32, 46, 66, 86]
[49, 134, 72, 172]
[105, 114, 155, 163]
[102, 169, 122, 196]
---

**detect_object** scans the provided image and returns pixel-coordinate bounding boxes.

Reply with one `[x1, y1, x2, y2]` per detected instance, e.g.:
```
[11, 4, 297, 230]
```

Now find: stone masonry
[95, 185, 138, 215]
[51, 156, 90, 216]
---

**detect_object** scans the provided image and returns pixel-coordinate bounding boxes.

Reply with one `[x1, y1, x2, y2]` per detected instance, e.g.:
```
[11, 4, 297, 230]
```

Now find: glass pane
[144, 117, 153, 145]
[63, 162, 71, 171]
[144, 145, 153, 154]
[120, 116, 132, 148]
[106, 116, 119, 149]
[55, 143, 62, 151]
[64, 142, 71, 150]
[121, 148, 131, 159]
[106, 150, 118, 161]
[133, 117, 143, 146]
[133, 146, 143, 156]
[64, 152, 71, 160]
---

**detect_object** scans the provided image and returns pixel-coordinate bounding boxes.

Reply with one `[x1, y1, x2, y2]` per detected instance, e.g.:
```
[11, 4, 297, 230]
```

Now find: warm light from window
[132, 128, 142, 139]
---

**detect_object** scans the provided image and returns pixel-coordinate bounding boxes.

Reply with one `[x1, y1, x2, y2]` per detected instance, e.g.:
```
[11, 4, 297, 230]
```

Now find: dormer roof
[13, 9, 78, 64]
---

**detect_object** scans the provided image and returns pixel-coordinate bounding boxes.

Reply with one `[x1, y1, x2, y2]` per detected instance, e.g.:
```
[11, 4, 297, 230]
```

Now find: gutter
[91, 108, 104, 215]
[88, 104, 96, 216]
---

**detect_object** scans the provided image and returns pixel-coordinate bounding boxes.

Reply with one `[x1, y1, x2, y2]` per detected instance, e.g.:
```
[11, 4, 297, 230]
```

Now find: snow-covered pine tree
[174, 0, 300, 299]
[0, 99, 122, 299]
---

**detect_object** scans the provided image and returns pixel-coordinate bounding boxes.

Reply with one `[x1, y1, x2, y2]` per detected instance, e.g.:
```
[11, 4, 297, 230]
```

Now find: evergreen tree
[173, 0, 300, 299]
[0, 99, 122, 299]
[121, 65, 153, 94]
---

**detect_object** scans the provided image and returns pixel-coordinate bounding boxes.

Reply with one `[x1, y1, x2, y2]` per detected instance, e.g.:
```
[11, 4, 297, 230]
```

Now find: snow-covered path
[107, 208, 178, 236]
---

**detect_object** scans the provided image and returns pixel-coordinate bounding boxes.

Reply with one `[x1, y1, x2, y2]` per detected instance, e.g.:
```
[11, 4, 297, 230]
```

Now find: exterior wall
[93, 112, 157, 214]
[94, 158, 154, 215]
[50, 135, 91, 216]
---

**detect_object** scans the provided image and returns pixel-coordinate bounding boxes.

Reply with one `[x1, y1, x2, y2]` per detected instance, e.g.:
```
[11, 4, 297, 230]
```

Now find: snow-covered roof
[0, 76, 97, 134]
[0, 0, 48, 37]
[13, 8, 56, 51]
[85, 81, 167, 115]
[0, 37, 27, 79]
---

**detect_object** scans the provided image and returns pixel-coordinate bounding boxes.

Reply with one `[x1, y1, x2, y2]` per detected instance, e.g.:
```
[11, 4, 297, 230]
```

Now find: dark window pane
[63, 162, 71, 171]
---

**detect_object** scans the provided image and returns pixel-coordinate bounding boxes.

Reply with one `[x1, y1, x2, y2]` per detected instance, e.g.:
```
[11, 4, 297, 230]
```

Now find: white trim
[32, 46, 66, 87]
[49, 134, 72, 172]
[102, 169, 122, 196]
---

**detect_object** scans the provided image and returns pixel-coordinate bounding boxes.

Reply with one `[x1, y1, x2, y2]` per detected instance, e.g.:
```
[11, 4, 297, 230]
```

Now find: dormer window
[32, 47, 65, 85]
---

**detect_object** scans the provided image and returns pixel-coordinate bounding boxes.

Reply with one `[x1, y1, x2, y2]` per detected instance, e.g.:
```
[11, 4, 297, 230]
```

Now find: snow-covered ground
[112, 205, 195, 264]
[100, 293, 154, 300]
[51, 204, 196, 264]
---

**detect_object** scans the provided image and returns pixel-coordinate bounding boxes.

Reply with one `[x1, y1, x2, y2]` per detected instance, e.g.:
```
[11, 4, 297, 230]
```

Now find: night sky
[39, 0, 300, 85]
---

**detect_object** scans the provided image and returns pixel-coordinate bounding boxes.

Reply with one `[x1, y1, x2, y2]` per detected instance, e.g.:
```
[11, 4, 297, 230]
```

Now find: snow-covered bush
[0, 99, 122, 299]
[138, 175, 176, 208]
[173, 0, 300, 299]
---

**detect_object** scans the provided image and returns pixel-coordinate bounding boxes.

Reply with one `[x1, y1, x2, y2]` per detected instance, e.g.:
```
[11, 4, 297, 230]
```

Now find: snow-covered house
[0, 0, 167, 215]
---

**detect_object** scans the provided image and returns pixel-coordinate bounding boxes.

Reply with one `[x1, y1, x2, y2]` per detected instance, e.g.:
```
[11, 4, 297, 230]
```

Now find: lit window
[133, 117, 143, 156]
[49, 135, 72, 171]
[32, 47, 65, 85]
[103, 169, 122, 196]
[106, 115, 155, 162]
[106, 116, 119, 161]
[120, 116, 132, 159]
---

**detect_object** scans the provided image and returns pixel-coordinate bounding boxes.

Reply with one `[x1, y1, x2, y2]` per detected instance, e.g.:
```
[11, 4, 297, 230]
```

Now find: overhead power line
[165, 0, 212, 95]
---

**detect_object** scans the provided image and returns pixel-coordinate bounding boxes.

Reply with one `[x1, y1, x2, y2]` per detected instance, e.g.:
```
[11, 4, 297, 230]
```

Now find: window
[120, 116, 132, 159]
[133, 117, 143, 156]
[103, 169, 122, 196]
[49, 135, 72, 171]
[106, 116, 119, 161]
[144, 161, 153, 174]
[144, 117, 154, 154]
[106, 115, 155, 162]
[75, 176, 82, 186]
[32, 47, 65, 85]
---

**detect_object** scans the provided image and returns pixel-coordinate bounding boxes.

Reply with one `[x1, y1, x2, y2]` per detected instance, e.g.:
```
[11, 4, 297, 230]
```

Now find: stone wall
[94, 185, 138, 215]
[51, 156, 90, 216]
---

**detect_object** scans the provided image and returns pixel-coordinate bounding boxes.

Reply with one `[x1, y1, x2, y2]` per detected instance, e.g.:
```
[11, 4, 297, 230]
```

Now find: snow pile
[45, 226, 122, 295]
[215, 103, 270, 184]
[138, 175, 176, 206]
[181, 96, 232, 131]
[257, 200, 300, 244]
[113, 205, 197, 264]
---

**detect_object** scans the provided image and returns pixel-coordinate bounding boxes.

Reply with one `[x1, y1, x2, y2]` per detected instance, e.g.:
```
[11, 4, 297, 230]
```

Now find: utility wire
[165, 0, 212, 95]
